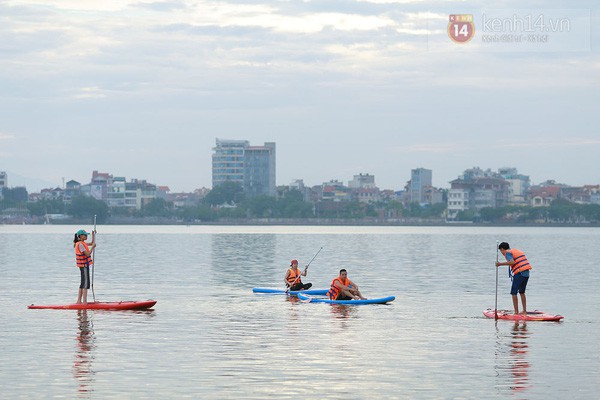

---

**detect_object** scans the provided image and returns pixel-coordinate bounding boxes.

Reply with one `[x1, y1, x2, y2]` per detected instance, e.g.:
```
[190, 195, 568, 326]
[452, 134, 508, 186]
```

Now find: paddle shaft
[286, 247, 323, 291]
[495, 240, 499, 320]
[91, 215, 97, 302]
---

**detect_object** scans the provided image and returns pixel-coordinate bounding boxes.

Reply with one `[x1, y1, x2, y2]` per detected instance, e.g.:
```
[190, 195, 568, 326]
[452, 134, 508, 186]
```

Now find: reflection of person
[327, 269, 366, 300]
[74, 310, 95, 394]
[73, 229, 96, 304]
[284, 259, 312, 291]
[496, 242, 531, 315]
[510, 322, 530, 392]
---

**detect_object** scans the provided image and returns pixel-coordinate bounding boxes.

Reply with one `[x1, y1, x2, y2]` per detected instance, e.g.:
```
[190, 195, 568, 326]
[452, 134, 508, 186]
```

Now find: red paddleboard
[28, 300, 157, 310]
[483, 308, 563, 321]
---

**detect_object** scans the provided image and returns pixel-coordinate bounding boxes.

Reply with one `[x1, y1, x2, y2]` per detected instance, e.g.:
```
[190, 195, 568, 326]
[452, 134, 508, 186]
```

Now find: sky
[1, 0, 599, 192]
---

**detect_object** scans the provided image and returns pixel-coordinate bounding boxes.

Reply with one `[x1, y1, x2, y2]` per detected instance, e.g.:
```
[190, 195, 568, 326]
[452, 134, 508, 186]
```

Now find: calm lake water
[0, 225, 598, 399]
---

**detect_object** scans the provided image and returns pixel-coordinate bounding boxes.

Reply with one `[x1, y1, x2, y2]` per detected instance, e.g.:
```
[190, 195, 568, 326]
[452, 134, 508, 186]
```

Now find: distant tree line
[3, 182, 599, 224]
[457, 199, 600, 224]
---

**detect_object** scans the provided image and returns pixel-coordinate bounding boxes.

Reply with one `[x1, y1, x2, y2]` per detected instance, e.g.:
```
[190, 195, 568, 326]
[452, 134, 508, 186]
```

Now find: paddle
[495, 240, 499, 320]
[285, 247, 323, 293]
[91, 214, 97, 302]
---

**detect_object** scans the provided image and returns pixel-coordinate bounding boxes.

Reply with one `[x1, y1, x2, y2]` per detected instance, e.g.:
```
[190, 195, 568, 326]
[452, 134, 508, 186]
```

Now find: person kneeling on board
[496, 242, 532, 315]
[284, 259, 312, 291]
[327, 269, 366, 300]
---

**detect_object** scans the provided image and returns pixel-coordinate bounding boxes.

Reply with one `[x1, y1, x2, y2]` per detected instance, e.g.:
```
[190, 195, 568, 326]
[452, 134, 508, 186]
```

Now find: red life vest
[75, 241, 93, 268]
[286, 268, 302, 286]
[327, 277, 352, 300]
[507, 248, 531, 276]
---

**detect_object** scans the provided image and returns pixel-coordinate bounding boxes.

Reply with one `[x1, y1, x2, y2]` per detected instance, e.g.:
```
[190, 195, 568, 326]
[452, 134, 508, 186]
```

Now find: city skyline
[1, 163, 594, 196]
[1, 1, 599, 192]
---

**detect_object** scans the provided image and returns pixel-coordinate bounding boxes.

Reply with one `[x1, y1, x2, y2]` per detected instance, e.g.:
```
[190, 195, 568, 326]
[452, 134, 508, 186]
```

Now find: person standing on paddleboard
[284, 259, 312, 291]
[496, 242, 532, 315]
[327, 269, 366, 300]
[74, 229, 96, 304]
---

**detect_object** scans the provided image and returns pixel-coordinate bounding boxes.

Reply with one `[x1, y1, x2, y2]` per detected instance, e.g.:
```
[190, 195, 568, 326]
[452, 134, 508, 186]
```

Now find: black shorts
[289, 282, 312, 291]
[79, 266, 90, 289]
[336, 294, 353, 300]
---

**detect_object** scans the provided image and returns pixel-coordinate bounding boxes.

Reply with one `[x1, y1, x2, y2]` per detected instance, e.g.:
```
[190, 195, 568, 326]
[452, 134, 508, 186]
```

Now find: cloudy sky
[1, 0, 599, 192]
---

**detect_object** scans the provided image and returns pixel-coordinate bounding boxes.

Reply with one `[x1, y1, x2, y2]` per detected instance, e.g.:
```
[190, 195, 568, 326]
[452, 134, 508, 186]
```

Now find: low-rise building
[447, 168, 509, 220]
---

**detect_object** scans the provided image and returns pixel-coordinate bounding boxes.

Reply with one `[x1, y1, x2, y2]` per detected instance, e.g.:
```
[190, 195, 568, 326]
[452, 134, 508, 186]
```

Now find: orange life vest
[327, 277, 352, 300]
[507, 248, 531, 276]
[75, 241, 93, 268]
[286, 268, 302, 286]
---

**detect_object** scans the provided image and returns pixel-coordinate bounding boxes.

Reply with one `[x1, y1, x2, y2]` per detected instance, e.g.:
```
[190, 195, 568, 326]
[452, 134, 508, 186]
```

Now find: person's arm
[79, 242, 95, 257]
[496, 252, 514, 267]
[284, 270, 290, 285]
[301, 267, 308, 277]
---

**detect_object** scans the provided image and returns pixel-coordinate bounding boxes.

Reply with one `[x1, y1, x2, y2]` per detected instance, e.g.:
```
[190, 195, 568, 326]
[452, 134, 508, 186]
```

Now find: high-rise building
[0, 171, 6, 199]
[212, 139, 276, 197]
[0, 171, 6, 188]
[405, 168, 432, 205]
[348, 173, 376, 189]
[212, 139, 247, 187]
[498, 167, 530, 205]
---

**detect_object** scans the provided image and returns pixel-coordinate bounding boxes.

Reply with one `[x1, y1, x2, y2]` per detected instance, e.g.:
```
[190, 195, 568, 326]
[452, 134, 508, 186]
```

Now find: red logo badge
[448, 14, 475, 44]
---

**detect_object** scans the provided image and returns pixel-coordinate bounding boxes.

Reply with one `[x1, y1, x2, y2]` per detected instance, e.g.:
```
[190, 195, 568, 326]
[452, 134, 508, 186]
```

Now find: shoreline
[2, 216, 598, 228]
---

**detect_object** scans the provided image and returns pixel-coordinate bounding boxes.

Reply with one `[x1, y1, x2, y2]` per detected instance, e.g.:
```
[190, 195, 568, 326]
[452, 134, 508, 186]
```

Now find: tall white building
[0, 171, 6, 199]
[498, 167, 530, 205]
[348, 173, 376, 189]
[406, 168, 433, 205]
[212, 139, 276, 197]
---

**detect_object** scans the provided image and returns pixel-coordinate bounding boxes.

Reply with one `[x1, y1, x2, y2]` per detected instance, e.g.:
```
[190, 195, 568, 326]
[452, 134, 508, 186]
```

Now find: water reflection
[495, 321, 531, 395]
[73, 310, 95, 396]
[329, 304, 358, 320]
[211, 234, 276, 286]
[509, 322, 531, 393]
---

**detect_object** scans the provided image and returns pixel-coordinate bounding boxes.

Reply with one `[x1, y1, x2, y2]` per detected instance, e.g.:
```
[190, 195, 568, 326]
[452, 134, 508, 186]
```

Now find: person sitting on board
[327, 269, 366, 300]
[74, 229, 96, 304]
[284, 259, 312, 291]
[495, 242, 532, 315]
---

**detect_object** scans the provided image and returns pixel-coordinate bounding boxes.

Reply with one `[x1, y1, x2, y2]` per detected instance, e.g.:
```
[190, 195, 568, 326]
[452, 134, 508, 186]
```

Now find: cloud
[72, 87, 108, 99]
[389, 143, 462, 154]
[499, 138, 600, 149]
[0, 133, 16, 140]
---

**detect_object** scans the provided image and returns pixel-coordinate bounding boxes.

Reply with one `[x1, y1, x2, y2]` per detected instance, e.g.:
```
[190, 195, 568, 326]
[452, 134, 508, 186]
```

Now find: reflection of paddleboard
[483, 308, 563, 321]
[297, 292, 395, 305]
[252, 288, 328, 296]
[28, 300, 157, 310]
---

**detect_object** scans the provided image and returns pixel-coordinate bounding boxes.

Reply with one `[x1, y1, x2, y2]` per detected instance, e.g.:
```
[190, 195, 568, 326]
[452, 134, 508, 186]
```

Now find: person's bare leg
[512, 295, 519, 314]
[77, 288, 83, 304]
[82, 288, 88, 304]
[520, 293, 527, 314]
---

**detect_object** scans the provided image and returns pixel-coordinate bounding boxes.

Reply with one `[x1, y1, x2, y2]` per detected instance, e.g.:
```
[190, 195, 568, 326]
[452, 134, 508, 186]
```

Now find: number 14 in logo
[448, 14, 475, 44]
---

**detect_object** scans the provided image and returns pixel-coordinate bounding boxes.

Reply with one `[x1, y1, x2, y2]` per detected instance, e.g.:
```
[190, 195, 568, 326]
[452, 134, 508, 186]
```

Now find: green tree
[479, 207, 508, 222]
[276, 190, 313, 218]
[67, 196, 109, 222]
[548, 199, 575, 222]
[456, 209, 477, 221]
[244, 195, 277, 218]
[141, 198, 174, 217]
[1, 187, 29, 207]
[27, 199, 65, 216]
[204, 182, 245, 206]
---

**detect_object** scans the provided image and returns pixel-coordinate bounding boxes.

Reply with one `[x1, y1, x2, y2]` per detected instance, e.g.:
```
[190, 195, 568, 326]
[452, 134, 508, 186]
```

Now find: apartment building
[212, 139, 276, 197]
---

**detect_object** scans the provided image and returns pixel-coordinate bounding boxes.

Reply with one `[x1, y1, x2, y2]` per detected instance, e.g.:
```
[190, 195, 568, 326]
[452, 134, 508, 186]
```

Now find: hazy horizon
[1, 1, 599, 192]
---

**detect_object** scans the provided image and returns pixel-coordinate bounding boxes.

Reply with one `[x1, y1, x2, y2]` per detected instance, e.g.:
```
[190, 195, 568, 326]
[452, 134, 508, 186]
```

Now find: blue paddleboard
[297, 293, 395, 305]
